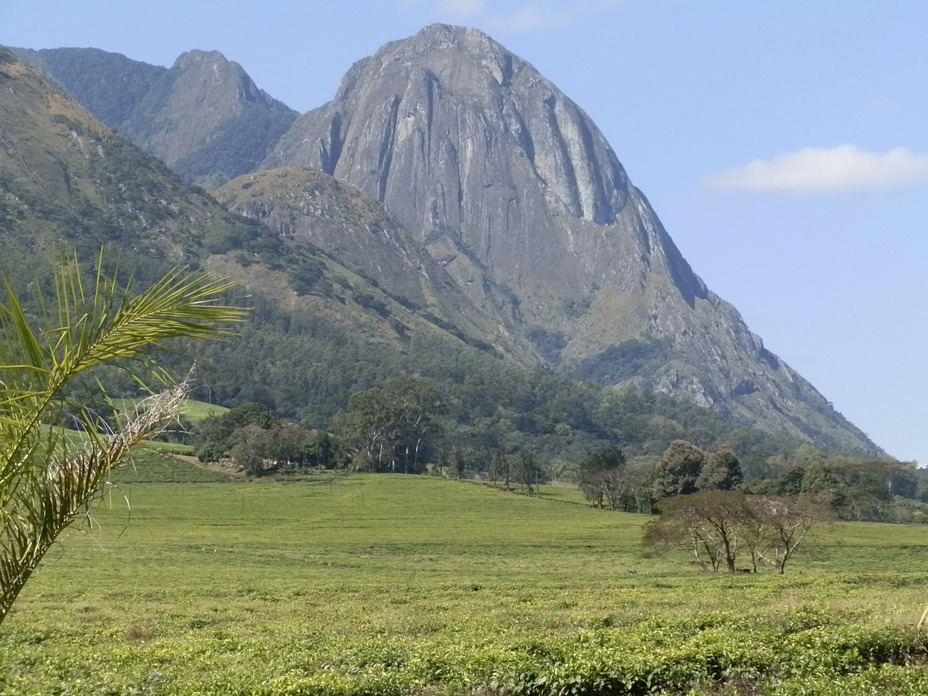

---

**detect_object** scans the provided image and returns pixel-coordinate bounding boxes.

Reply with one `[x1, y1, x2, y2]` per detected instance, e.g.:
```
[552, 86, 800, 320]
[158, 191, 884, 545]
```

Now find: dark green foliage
[749, 456, 927, 523]
[487, 449, 510, 487]
[289, 258, 325, 295]
[192, 402, 333, 476]
[514, 450, 541, 493]
[526, 327, 567, 362]
[696, 447, 744, 491]
[652, 441, 744, 505]
[578, 446, 627, 508]
[332, 376, 444, 473]
[173, 101, 297, 188]
[352, 292, 390, 317]
[653, 440, 705, 499]
[204, 217, 282, 256]
[572, 337, 672, 383]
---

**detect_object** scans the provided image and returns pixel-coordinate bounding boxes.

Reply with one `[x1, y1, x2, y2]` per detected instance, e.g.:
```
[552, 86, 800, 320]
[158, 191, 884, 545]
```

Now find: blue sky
[3, 1, 926, 464]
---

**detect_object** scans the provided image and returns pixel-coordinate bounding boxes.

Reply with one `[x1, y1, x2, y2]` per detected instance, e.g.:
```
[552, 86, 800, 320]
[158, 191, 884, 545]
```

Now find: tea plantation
[3, 462, 928, 694]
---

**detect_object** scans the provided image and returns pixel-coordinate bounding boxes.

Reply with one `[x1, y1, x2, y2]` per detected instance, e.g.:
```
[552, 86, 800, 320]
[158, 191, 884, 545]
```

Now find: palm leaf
[0, 251, 246, 624]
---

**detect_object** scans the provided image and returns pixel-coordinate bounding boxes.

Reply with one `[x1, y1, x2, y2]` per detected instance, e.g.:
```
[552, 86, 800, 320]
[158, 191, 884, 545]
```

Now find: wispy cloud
[428, 0, 620, 31]
[703, 145, 928, 193]
[435, 0, 486, 19]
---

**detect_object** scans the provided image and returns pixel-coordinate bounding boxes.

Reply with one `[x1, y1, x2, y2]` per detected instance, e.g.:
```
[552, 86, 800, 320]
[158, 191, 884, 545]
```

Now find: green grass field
[3, 464, 928, 695]
[111, 398, 229, 423]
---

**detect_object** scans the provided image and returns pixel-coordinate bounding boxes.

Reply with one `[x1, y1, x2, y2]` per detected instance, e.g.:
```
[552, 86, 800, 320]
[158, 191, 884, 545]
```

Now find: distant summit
[16, 46, 297, 189]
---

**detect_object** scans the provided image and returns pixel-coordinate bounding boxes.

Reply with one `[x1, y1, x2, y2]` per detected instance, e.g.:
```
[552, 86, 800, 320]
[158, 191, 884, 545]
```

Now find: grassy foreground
[3, 467, 928, 695]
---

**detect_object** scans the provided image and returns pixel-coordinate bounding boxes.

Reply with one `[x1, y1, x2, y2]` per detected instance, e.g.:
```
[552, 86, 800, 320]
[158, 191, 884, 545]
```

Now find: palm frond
[0, 251, 246, 624]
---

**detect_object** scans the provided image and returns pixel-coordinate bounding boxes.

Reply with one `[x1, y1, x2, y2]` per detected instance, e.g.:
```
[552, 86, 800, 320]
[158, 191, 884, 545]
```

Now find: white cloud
[487, 3, 575, 31]
[429, 0, 621, 32]
[703, 145, 928, 193]
[436, 0, 486, 18]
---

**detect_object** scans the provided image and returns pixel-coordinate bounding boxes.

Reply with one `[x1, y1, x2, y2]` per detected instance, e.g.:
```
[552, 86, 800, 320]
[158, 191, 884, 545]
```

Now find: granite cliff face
[263, 24, 872, 450]
[214, 167, 536, 363]
[264, 25, 638, 307]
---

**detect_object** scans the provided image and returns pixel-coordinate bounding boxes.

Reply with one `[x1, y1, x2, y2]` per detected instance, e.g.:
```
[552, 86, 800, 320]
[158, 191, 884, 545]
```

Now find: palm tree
[0, 252, 246, 624]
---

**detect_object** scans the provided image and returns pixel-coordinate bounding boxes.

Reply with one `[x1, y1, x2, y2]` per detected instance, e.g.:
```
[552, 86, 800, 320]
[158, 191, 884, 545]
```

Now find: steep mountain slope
[10, 34, 879, 455]
[261, 24, 873, 452]
[0, 47, 226, 268]
[214, 167, 536, 363]
[0, 45, 505, 408]
[17, 47, 297, 189]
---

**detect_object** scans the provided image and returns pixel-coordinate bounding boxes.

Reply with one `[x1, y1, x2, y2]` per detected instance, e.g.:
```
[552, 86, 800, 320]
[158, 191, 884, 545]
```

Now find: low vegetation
[4, 472, 928, 695]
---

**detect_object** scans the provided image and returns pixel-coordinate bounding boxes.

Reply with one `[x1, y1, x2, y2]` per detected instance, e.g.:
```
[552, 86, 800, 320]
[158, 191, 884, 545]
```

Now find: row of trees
[574, 440, 745, 514]
[192, 388, 928, 528]
[195, 403, 335, 476]
[187, 287, 814, 475]
[752, 455, 923, 522]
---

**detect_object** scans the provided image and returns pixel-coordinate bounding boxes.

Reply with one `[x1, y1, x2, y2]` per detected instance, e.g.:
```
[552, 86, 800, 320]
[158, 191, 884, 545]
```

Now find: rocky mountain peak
[260, 25, 876, 451]
[266, 23, 629, 232]
[15, 31, 878, 452]
[171, 49, 267, 107]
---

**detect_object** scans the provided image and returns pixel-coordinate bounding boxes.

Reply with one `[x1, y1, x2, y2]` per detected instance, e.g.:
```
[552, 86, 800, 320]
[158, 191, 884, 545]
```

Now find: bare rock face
[264, 25, 638, 304]
[120, 50, 297, 188]
[261, 24, 874, 451]
[214, 167, 537, 364]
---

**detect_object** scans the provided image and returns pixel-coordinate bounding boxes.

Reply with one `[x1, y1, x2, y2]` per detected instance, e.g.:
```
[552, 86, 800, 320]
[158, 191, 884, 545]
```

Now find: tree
[332, 377, 443, 473]
[0, 252, 243, 624]
[578, 447, 627, 509]
[229, 424, 273, 476]
[453, 448, 467, 479]
[644, 491, 752, 572]
[643, 491, 829, 574]
[696, 447, 744, 491]
[384, 377, 444, 474]
[488, 449, 509, 488]
[747, 496, 832, 574]
[652, 440, 705, 500]
[515, 449, 539, 494]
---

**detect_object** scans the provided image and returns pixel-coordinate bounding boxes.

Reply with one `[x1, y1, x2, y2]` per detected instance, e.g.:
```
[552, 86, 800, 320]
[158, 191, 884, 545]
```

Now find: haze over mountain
[12, 28, 880, 455]
[16, 46, 297, 189]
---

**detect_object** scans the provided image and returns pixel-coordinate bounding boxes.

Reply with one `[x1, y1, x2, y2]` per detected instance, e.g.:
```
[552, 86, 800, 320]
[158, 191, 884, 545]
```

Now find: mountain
[213, 166, 536, 363]
[16, 47, 297, 189]
[261, 24, 873, 452]
[13, 32, 880, 456]
[0, 44, 507, 414]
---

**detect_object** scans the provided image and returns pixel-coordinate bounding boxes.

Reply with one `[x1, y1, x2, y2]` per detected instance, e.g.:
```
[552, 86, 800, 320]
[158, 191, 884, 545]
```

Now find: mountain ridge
[259, 24, 872, 451]
[15, 46, 297, 189]
[12, 32, 880, 455]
